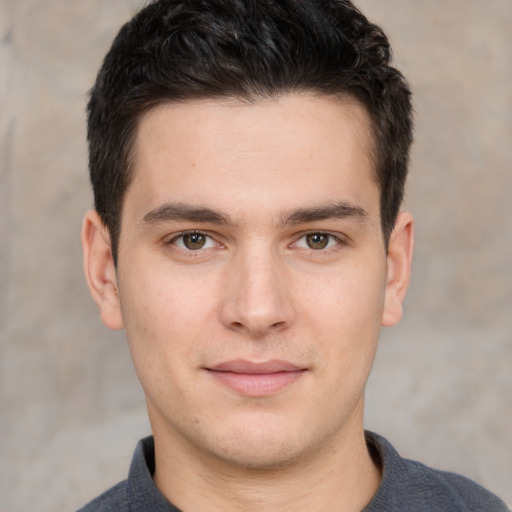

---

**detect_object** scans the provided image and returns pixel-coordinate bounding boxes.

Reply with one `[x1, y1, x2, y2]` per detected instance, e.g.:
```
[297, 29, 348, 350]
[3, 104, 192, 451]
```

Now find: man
[79, 0, 508, 510]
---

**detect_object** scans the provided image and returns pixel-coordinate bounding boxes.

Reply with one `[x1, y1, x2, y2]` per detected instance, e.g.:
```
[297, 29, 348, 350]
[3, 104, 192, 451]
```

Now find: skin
[82, 94, 413, 512]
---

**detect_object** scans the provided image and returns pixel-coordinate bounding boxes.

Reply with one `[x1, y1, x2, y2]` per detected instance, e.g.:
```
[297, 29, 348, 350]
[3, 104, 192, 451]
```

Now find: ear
[381, 212, 414, 327]
[81, 210, 124, 330]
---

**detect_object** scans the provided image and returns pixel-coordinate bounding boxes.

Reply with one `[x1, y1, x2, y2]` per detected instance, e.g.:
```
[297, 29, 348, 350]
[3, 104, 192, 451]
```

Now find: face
[83, 94, 412, 470]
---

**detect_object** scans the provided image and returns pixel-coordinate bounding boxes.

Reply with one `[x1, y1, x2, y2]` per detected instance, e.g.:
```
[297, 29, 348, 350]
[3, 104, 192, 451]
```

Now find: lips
[206, 359, 306, 396]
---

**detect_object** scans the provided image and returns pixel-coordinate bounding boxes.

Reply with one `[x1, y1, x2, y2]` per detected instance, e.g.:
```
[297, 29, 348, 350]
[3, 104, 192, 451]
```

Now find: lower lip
[207, 370, 305, 396]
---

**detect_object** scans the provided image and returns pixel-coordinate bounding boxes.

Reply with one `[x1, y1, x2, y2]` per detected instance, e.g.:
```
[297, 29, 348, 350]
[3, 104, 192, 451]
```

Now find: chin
[213, 439, 307, 471]
[201, 419, 316, 471]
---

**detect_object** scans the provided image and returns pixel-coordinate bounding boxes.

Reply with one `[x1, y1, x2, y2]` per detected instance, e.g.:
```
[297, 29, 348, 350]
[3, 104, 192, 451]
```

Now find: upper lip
[208, 359, 304, 374]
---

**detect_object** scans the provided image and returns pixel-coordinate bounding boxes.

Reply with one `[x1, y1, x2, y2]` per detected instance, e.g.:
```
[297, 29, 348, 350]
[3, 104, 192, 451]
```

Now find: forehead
[134, 93, 375, 167]
[126, 94, 378, 223]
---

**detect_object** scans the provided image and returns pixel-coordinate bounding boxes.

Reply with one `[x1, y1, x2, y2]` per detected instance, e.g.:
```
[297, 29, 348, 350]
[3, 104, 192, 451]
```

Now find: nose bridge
[220, 240, 293, 335]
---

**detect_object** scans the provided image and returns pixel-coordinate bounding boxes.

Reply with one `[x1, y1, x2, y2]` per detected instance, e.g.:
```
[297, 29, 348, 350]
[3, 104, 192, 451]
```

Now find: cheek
[121, 259, 213, 325]
[296, 259, 386, 383]
[298, 260, 387, 331]
[118, 264, 220, 369]
[118, 278, 198, 412]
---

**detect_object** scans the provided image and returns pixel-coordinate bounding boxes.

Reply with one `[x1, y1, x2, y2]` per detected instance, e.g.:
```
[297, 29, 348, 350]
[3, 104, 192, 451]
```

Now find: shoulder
[365, 431, 509, 512]
[75, 480, 129, 512]
[75, 436, 178, 512]
[393, 459, 509, 511]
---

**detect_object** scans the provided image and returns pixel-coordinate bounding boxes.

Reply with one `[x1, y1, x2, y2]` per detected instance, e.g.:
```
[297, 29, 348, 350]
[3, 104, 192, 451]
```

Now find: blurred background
[1, 1, 511, 510]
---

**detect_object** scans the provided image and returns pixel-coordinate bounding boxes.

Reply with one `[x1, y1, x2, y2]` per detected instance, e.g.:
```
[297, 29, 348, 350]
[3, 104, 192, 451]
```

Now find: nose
[218, 244, 295, 337]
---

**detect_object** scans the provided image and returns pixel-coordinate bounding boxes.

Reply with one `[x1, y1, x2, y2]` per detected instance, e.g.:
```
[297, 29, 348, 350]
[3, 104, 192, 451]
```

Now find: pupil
[184, 233, 205, 249]
[307, 233, 328, 249]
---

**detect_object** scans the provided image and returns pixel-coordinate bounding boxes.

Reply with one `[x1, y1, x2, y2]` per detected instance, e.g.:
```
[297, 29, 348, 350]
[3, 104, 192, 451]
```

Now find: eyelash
[293, 231, 344, 251]
[166, 230, 345, 254]
[167, 230, 219, 251]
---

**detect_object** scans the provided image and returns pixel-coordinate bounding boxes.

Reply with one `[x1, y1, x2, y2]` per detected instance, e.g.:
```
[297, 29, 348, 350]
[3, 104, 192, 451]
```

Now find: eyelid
[163, 229, 347, 252]
[166, 230, 220, 250]
[292, 231, 346, 250]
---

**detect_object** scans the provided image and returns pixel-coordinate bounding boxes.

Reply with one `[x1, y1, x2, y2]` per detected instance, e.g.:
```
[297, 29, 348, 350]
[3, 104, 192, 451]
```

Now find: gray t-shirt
[77, 432, 509, 511]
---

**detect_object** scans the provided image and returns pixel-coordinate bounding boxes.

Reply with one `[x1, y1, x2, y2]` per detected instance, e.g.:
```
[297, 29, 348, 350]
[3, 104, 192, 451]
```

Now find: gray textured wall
[1, 1, 511, 511]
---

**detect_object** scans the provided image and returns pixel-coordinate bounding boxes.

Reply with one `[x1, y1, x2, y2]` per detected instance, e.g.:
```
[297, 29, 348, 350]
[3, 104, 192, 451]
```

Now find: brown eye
[306, 233, 329, 250]
[182, 233, 207, 250]
[169, 231, 219, 252]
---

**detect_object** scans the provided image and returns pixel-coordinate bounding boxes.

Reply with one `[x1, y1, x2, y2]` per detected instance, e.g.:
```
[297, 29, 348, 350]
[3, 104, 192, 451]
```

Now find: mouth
[205, 359, 307, 397]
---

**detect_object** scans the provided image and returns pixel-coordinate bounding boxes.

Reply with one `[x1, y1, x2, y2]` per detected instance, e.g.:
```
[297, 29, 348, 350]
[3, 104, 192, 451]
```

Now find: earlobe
[81, 210, 124, 330]
[381, 212, 414, 327]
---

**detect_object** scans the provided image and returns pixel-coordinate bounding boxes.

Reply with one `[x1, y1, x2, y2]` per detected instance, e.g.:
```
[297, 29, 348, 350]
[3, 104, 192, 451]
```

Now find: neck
[151, 411, 381, 512]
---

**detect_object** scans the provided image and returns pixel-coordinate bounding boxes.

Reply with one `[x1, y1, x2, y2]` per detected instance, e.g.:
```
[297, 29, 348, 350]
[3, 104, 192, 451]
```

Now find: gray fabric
[363, 433, 508, 511]
[76, 432, 508, 511]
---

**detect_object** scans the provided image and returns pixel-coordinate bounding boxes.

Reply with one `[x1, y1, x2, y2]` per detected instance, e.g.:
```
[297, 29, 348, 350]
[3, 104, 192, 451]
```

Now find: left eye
[295, 233, 339, 250]
[172, 232, 217, 251]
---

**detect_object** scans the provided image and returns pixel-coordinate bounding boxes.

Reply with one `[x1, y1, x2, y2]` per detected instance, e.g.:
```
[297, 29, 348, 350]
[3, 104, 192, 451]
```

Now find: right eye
[170, 231, 218, 251]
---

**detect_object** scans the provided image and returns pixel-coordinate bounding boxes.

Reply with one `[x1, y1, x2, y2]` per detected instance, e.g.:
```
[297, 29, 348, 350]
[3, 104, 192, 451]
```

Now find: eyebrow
[141, 202, 233, 226]
[141, 200, 369, 228]
[280, 201, 369, 226]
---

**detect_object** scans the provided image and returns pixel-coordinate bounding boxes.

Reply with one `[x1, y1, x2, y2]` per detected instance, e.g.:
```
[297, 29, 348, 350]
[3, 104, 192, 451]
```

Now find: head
[82, 0, 414, 486]
[87, 0, 413, 264]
